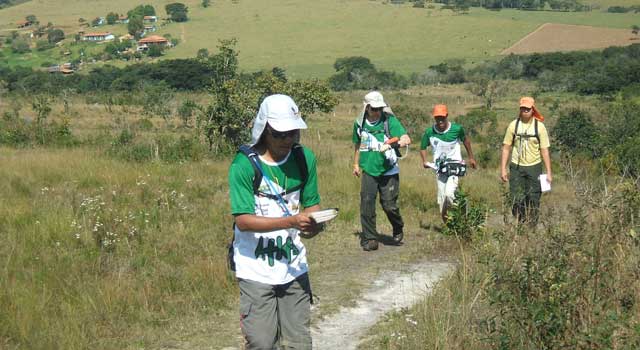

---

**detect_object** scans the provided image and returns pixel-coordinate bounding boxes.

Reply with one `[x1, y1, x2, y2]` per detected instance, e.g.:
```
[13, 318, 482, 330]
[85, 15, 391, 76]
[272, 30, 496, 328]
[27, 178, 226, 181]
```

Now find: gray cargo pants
[238, 273, 312, 350]
[360, 172, 404, 245]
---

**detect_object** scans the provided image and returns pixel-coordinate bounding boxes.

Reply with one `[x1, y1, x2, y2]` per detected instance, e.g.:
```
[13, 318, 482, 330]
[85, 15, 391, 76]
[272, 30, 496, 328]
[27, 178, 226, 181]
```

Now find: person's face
[519, 106, 533, 119]
[264, 126, 299, 159]
[434, 115, 448, 131]
[367, 105, 383, 119]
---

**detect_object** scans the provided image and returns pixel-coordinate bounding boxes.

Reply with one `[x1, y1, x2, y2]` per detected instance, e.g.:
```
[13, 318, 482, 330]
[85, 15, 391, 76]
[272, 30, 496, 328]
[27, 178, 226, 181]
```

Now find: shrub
[442, 186, 487, 240]
[552, 108, 600, 157]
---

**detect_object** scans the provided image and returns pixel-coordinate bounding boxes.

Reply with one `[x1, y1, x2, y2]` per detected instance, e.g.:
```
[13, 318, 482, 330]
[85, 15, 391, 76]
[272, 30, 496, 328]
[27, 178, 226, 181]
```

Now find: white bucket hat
[363, 91, 387, 108]
[250, 94, 307, 145]
[357, 91, 394, 125]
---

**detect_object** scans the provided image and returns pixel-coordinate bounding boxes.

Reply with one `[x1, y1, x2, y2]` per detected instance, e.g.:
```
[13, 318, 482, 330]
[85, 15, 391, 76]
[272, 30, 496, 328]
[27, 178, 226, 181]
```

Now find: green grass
[1, 0, 639, 77]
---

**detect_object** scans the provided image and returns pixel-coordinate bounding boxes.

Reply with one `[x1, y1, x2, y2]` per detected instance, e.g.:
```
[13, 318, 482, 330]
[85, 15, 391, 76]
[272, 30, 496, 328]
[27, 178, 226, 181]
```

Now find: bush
[552, 108, 600, 157]
[442, 186, 487, 240]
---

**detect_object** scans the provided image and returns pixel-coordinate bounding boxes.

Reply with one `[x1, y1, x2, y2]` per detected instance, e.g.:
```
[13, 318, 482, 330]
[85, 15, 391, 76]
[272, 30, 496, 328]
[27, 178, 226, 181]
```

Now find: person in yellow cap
[500, 96, 552, 226]
[420, 104, 477, 223]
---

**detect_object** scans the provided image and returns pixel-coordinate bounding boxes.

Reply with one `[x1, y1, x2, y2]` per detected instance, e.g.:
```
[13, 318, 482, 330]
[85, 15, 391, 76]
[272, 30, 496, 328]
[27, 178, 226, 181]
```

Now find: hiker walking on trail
[228, 94, 323, 350]
[500, 96, 552, 226]
[420, 104, 477, 223]
[352, 91, 411, 251]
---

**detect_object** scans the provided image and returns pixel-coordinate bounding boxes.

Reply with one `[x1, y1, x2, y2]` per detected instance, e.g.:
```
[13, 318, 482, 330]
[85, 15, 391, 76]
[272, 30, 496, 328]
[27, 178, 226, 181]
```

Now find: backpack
[228, 143, 309, 272]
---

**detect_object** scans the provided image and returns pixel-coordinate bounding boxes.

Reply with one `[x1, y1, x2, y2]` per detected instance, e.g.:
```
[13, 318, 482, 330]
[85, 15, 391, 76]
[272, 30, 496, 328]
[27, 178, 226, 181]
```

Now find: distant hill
[0, 0, 638, 78]
[0, 0, 31, 9]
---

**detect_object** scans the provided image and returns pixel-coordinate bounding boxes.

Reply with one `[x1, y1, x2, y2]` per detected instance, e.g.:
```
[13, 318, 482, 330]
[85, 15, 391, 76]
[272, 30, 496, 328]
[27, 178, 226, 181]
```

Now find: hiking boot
[362, 240, 379, 251]
[392, 231, 403, 244]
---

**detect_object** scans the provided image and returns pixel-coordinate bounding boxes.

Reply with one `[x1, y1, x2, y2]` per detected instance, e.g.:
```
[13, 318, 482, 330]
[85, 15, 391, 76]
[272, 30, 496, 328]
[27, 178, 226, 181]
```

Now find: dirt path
[311, 261, 453, 350]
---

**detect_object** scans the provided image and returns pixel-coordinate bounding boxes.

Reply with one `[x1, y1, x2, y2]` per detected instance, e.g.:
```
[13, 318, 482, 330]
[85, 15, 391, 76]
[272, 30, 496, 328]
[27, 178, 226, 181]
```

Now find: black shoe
[362, 240, 379, 251]
[393, 232, 403, 244]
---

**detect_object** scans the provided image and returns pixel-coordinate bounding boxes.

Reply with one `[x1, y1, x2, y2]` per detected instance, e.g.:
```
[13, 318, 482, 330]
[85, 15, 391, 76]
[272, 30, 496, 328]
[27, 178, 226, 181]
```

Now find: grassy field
[0, 80, 591, 348]
[1, 0, 639, 77]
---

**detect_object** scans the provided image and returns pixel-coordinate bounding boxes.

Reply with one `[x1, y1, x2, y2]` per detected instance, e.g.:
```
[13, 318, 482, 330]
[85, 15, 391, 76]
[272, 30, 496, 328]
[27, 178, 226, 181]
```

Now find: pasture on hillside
[1, 0, 639, 76]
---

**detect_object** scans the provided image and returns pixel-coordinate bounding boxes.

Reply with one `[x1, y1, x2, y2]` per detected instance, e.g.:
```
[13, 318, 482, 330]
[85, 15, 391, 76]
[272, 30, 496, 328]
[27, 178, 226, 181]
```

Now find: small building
[82, 32, 115, 42]
[143, 15, 157, 23]
[137, 35, 170, 51]
[92, 17, 105, 26]
[143, 25, 156, 34]
[118, 16, 129, 24]
[16, 20, 32, 28]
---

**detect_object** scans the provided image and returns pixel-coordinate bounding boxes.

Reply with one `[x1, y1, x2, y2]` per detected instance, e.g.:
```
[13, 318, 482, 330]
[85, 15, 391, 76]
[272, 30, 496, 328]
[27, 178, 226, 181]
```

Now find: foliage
[329, 56, 408, 91]
[106, 12, 119, 25]
[127, 16, 144, 38]
[11, 38, 30, 54]
[47, 28, 65, 44]
[177, 99, 198, 127]
[456, 107, 497, 141]
[147, 44, 164, 58]
[442, 186, 487, 240]
[166, 2, 189, 22]
[202, 0, 211, 7]
[552, 108, 600, 157]
[197, 40, 337, 153]
[140, 82, 174, 121]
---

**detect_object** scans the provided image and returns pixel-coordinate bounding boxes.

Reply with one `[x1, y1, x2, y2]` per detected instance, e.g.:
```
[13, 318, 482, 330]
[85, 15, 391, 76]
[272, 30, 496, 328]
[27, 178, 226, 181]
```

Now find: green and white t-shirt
[228, 146, 320, 285]
[352, 114, 407, 177]
[420, 122, 466, 164]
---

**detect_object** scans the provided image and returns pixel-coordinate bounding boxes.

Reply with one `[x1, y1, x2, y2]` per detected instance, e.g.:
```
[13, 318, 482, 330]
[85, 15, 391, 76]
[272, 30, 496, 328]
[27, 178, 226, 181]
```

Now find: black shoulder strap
[238, 144, 262, 193]
[238, 143, 308, 196]
[511, 118, 520, 147]
[291, 144, 308, 187]
[383, 113, 391, 139]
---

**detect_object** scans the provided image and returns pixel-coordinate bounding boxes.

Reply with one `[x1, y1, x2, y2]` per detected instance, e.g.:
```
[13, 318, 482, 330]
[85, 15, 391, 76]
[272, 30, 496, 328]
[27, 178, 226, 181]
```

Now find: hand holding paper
[309, 208, 339, 223]
[539, 174, 551, 192]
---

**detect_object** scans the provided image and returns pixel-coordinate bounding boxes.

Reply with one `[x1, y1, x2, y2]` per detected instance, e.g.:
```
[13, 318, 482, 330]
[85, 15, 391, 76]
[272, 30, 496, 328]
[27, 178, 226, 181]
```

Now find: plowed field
[502, 23, 638, 54]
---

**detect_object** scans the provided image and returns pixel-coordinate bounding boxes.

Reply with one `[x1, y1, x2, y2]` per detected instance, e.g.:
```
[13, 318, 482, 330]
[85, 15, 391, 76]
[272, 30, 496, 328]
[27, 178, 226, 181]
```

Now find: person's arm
[398, 134, 411, 147]
[463, 137, 477, 169]
[500, 144, 511, 182]
[540, 147, 552, 183]
[420, 149, 429, 168]
[353, 145, 361, 177]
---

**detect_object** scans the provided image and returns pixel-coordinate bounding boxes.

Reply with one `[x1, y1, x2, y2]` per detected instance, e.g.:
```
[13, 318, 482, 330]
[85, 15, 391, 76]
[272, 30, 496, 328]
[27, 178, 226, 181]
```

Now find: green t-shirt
[352, 114, 407, 177]
[228, 145, 320, 285]
[229, 146, 320, 216]
[420, 122, 466, 163]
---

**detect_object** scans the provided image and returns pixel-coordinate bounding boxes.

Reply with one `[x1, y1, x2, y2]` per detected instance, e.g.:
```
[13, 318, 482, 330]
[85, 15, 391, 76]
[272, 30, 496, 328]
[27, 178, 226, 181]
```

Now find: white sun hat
[363, 91, 387, 108]
[250, 94, 307, 145]
[357, 91, 394, 125]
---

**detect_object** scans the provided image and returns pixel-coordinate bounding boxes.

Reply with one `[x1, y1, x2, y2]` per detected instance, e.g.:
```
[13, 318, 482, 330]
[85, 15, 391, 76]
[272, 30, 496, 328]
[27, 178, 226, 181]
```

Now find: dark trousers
[509, 162, 542, 225]
[360, 172, 404, 244]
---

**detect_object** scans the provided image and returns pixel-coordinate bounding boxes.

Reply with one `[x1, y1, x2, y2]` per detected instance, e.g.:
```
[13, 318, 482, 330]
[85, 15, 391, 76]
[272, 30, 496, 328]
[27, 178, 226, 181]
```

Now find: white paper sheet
[539, 174, 551, 192]
[309, 208, 339, 223]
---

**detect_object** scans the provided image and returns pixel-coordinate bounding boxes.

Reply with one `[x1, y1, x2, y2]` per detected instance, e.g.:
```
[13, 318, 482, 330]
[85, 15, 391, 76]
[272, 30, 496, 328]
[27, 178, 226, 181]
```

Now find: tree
[26, 14, 38, 24]
[148, 44, 164, 57]
[106, 12, 119, 25]
[11, 38, 30, 54]
[202, 0, 211, 7]
[127, 17, 144, 38]
[166, 3, 189, 22]
[196, 48, 209, 59]
[47, 29, 65, 44]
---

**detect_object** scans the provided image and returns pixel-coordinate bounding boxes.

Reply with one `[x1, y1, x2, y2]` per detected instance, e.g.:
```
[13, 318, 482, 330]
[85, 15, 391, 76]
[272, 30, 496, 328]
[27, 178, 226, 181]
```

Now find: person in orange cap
[500, 96, 552, 226]
[420, 104, 477, 223]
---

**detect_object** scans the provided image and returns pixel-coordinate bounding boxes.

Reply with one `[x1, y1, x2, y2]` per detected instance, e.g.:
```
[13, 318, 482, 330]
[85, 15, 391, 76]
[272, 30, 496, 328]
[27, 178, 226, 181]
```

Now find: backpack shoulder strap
[292, 143, 308, 187]
[511, 118, 520, 147]
[238, 144, 262, 194]
[383, 113, 391, 139]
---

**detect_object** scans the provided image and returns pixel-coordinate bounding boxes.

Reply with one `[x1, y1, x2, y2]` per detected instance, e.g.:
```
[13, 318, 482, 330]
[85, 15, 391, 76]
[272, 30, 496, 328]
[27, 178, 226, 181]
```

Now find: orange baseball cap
[432, 104, 448, 118]
[519, 96, 544, 122]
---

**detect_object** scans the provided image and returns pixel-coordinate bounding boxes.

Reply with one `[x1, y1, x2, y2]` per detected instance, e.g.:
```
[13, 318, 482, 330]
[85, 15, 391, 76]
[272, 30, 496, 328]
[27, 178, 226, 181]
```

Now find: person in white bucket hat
[352, 91, 411, 251]
[228, 94, 323, 349]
